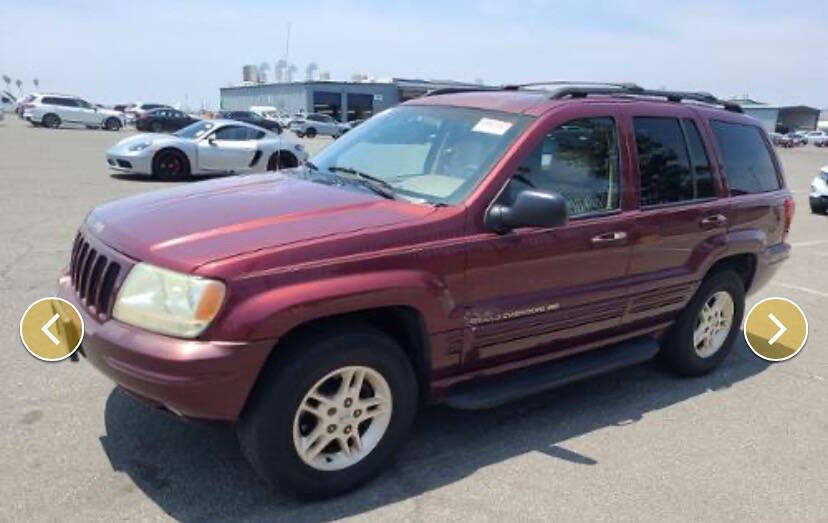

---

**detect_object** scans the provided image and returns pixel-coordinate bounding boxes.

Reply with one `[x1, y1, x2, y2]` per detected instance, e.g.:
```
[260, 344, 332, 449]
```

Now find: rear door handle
[700, 214, 728, 227]
[591, 231, 628, 245]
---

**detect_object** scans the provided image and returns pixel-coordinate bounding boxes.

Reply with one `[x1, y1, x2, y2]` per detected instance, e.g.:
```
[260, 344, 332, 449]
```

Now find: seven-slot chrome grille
[69, 231, 129, 319]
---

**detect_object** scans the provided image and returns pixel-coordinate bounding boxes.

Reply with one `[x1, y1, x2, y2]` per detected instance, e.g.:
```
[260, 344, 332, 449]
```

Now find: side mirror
[485, 187, 568, 234]
[208, 136, 216, 145]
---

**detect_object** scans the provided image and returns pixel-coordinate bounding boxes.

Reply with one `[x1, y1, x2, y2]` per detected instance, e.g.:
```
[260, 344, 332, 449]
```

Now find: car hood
[109, 133, 184, 150]
[85, 173, 434, 272]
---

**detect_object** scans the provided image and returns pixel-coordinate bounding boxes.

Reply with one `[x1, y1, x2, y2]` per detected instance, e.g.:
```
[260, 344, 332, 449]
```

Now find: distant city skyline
[2, 0, 826, 110]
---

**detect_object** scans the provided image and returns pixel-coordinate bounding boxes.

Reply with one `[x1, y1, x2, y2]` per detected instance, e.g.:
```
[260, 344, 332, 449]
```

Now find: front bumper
[57, 272, 274, 422]
[105, 149, 153, 174]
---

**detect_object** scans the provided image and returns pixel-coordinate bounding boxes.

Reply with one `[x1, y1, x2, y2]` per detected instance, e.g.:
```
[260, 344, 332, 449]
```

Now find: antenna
[275, 60, 287, 83]
[284, 22, 291, 65]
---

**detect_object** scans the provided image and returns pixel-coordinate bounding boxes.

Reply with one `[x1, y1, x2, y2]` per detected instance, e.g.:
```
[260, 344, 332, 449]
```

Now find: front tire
[810, 197, 826, 214]
[305, 127, 317, 139]
[237, 325, 418, 499]
[151, 121, 163, 133]
[662, 270, 745, 376]
[151, 149, 190, 180]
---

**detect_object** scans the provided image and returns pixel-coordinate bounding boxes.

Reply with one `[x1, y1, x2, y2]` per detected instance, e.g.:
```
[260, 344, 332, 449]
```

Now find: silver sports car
[106, 119, 308, 179]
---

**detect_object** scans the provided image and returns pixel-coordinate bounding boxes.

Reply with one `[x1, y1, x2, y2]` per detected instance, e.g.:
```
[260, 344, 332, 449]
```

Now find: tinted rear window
[710, 121, 780, 194]
[634, 117, 693, 206]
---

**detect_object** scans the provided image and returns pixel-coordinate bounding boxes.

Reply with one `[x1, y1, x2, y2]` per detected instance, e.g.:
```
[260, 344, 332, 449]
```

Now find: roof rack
[426, 81, 742, 113]
[424, 86, 500, 97]
[546, 84, 742, 113]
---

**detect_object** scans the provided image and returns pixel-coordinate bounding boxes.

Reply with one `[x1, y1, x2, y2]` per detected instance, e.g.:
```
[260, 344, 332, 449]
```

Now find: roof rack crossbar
[501, 81, 644, 91]
[546, 85, 742, 112]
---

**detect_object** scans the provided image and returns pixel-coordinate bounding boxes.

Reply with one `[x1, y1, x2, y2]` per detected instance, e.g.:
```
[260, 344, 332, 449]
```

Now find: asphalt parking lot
[1, 115, 827, 522]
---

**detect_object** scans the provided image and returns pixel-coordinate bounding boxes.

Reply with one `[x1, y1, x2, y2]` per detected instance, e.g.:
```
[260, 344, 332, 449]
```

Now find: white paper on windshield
[472, 117, 513, 136]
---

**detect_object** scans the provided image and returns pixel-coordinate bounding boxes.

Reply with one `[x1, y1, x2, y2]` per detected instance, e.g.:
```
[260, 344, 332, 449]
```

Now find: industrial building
[732, 99, 821, 133]
[219, 78, 485, 122]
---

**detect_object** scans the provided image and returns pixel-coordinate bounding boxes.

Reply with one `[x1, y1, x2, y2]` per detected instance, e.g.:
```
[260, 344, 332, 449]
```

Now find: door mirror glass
[485, 181, 568, 234]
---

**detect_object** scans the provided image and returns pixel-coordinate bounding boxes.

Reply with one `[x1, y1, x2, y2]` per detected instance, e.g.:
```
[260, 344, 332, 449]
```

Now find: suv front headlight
[112, 263, 226, 338]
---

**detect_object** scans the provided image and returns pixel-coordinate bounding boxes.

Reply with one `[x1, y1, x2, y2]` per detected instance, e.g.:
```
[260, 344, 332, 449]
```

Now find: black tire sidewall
[152, 150, 187, 179]
[44, 114, 59, 128]
[238, 328, 418, 499]
[663, 271, 745, 376]
[106, 117, 121, 131]
[305, 127, 317, 138]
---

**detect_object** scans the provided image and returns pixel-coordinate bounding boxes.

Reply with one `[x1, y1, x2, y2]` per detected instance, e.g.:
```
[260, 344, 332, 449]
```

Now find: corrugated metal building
[219, 78, 485, 122]
[738, 103, 821, 133]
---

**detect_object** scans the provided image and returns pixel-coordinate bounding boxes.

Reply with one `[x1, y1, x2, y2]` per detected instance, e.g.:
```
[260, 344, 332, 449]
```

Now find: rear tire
[42, 113, 60, 128]
[104, 117, 121, 131]
[662, 270, 745, 376]
[305, 127, 317, 139]
[151, 121, 163, 133]
[237, 325, 418, 500]
[266, 151, 298, 171]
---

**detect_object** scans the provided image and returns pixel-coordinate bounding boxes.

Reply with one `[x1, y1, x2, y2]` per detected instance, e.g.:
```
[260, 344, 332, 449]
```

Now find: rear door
[707, 120, 787, 250]
[624, 109, 728, 327]
[464, 108, 636, 368]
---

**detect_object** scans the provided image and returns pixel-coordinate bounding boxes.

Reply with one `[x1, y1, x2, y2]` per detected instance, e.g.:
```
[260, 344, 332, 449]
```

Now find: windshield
[174, 121, 214, 138]
[310, 105, 530, 204]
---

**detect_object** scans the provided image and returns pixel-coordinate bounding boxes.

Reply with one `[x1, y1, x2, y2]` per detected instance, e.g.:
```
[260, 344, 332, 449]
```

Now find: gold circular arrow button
[744, 297, 808, 362]
[20, 297, 84, 362]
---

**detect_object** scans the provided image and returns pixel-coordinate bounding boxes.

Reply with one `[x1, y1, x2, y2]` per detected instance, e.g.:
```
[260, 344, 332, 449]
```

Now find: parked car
[61, 83, 792, 499]
[290, 112, 346, 138]
[1, 90, 16, 113]
[22, 93, 124, 130]
[769, 132, 793, 147]
[131, 102, 172, 118]
[805, 130, 828, 146]
[217, 110, 282, 133]
[341, 118, 365, 133]
[786, 132, 807, 146]
[105, 119, 306, 178]
[135, 108, 198, 133]
[15, 93, 38, 117]
[809, 166, 828, 213]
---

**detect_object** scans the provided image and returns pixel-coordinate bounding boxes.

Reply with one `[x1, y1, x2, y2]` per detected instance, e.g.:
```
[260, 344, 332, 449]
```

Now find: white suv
[290, 113, 346, 138]
[23, 94, 124, 131]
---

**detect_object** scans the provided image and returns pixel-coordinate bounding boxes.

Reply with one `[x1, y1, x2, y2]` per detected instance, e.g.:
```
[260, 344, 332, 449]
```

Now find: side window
[634, 117, 693, 206]
[516, 117, 620, 216]
[710, 121, 780, 194]
[212, 125, 257, 141]
[682, 119, 715, 199]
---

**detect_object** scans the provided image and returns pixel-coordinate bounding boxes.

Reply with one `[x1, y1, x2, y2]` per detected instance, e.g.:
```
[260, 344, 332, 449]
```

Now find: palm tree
[15, 79, 22, 94]
[33, 78, 40, 90]
[1, 75, 10, 91]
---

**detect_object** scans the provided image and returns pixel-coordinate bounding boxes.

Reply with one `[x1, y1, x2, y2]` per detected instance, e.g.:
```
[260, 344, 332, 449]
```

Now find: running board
[444, 338, 660, 410]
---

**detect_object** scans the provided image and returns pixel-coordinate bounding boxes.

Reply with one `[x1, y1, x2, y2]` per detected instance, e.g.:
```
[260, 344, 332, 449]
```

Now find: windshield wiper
[328, 166, 397, 200]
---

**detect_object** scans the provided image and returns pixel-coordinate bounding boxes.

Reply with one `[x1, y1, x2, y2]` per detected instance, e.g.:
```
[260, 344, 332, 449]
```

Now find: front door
[197, 125, 259, 172]
[464, 114, 635, 369]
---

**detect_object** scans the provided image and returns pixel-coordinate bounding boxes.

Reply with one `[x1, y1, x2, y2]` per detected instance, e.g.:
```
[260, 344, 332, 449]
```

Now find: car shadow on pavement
[99, 335, 768, 522]
[110, 173, 232, 183]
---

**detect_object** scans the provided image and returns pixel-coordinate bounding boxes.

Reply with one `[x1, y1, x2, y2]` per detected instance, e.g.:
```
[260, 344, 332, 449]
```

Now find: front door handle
[591, 231, 628, 245]
[700, 214, 728, 227]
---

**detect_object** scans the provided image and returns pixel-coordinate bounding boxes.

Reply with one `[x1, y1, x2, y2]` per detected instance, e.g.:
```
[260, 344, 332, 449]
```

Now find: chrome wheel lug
[344, 398, 353, 408]
[327, 424, 336, 434]
[327, 408, 337, 416]
[354, 409, 362, 418]
[344, 425, 352, 434]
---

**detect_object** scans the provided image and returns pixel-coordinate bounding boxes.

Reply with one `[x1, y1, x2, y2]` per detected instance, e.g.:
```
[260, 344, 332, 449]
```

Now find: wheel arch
[267, 149, 299, 170]
[705, 252, 757, 293]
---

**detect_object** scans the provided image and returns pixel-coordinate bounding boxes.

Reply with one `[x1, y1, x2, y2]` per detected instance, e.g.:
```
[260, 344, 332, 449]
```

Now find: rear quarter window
[710, 120, 780, 194]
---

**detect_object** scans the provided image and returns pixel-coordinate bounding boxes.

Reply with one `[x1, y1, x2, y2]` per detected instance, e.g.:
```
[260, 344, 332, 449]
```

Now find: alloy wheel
[292, 365, 392, 471]
[693, 291, 734, 358]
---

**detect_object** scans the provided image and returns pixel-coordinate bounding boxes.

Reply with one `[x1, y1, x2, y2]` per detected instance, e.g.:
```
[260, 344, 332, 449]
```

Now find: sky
[1, 0, 826, 110]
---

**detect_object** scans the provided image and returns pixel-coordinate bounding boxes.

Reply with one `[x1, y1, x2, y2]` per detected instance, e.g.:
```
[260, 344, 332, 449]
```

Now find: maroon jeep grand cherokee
[58, 83, 793, 498]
